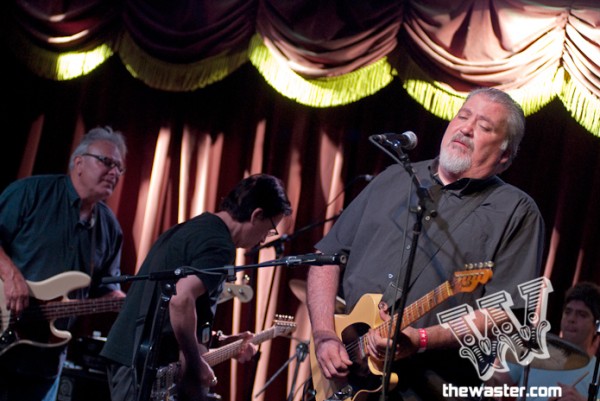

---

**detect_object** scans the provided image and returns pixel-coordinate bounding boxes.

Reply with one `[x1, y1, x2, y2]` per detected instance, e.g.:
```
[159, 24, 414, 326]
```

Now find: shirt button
[406, 245, 411, 250]
[425, 216, 431, 221]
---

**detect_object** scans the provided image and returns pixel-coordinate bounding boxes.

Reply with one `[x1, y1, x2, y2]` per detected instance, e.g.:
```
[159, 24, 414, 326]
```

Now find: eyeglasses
[267, 217, 279, 237]
[82, 153, 126, 175]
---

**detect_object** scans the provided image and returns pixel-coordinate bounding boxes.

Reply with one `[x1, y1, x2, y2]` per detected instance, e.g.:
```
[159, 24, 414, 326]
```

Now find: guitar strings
[342, 282, 454, 360]
[341, 271, 490, 360]
[2, 298, 125, 325]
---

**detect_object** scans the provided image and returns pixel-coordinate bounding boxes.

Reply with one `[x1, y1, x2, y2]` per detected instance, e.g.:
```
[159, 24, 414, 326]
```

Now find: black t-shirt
[101, 212, 235, 367]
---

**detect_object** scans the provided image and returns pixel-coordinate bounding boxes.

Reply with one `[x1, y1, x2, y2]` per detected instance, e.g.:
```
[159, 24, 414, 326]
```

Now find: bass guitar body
[0, 271, 124, 357]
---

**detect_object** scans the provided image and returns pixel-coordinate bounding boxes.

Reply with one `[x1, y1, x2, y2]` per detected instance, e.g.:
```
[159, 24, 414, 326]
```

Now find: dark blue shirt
[0, 174, 124, 377]
[0, 174, 123, 297]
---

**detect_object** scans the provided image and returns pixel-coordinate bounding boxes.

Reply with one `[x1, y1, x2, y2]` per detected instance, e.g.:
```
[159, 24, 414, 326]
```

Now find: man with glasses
[0, 126, 127, 401]
[101, 174, 292, 401]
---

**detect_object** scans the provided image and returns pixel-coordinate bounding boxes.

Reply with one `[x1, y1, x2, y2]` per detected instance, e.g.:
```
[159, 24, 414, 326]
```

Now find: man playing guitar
[307, 88, 545, 401]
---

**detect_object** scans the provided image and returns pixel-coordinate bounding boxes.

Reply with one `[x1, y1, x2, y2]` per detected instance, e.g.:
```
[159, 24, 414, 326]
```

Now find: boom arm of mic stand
[103, 259, 306, 288]
[245, 213, 342, 257]
[368, 136, 435, 215]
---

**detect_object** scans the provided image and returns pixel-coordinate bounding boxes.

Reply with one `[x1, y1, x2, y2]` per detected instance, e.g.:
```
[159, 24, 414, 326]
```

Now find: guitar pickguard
[340, 322, 385, 392]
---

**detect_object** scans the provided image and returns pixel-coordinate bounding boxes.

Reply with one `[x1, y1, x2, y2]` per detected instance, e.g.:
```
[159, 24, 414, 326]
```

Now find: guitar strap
[89, 206, 97, 280]
[381, 176, 502, 309]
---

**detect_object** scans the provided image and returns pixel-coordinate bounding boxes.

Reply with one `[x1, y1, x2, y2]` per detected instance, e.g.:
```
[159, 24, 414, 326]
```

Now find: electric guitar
[0, 271, 125, 357]
[309, 262, 494, 401]
[151, 315, 297, 401]
[0, 272, 255, 358]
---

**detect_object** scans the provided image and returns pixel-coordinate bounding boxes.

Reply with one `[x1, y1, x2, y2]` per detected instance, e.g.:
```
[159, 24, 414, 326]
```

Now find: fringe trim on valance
[114, 31, 249, 92]
[559, 72, 600, 136]
[398, 58, 600, 137]
[248, 34, 396, 107]
[7, 25, 113, 81]
[7, 24, 599, 135]
[398, 56, 562, 121]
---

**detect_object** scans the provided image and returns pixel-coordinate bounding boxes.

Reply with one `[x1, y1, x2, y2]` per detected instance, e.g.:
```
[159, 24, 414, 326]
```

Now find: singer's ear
[249, 208, 265, 223]
[497, 149, 512, 173]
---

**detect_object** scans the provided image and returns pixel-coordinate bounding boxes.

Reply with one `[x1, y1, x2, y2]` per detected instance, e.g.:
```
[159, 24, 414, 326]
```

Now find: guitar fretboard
[377, 281, 453, 339]
[7, 298, 125, 325]
[363, 265, 493, 351]
[204, 322, 295, 367]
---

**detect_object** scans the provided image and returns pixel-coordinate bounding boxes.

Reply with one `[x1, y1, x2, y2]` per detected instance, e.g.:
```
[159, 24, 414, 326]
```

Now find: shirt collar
[429, 158, 502, 196]
[65, 175, 97, 228]
[65, 175, 81, 207]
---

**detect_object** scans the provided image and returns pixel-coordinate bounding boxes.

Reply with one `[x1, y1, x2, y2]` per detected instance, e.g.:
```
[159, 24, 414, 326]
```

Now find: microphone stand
[245, 172, 372, 259]
[369, 137, 435, 401]
[244, 216, 337, 401]
[244, 214, 341, 258]
[103, 258, 341, 401]
[253, 340, 310, 401]
[587, 320, 600, 401]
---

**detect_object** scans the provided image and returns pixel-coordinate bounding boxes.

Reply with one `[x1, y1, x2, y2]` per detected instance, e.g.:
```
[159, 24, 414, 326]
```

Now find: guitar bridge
[325, 385, 353, 401]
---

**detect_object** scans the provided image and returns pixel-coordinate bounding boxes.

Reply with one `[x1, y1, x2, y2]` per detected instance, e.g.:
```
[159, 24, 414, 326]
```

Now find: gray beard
[439, 148, 471, 175]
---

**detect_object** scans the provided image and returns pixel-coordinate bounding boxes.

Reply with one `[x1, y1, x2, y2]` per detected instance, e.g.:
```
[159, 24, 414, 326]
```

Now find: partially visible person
[0, 126, 127, 401]
[307, 87, 545, 400]
[101, 174, 292, 401]
[492, 281, 600, 401]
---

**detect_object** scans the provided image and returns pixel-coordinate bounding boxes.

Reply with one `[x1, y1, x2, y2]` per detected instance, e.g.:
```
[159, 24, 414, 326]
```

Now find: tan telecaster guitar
[151, 315, 297, 401]
[0, 271, 125, 357]
[309, 262, 494, 401]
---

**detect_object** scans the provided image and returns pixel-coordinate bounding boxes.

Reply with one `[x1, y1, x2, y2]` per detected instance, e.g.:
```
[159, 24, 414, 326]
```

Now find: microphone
[282, 253, 347, 266]
[370, 131, 417, 150]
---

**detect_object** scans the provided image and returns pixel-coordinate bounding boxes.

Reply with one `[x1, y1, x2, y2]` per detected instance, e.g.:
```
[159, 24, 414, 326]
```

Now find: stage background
[2, 1, 600, 400]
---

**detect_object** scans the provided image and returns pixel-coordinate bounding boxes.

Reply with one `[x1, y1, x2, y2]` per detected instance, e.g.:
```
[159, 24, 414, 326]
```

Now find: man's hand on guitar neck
[0, 248, 30, 315]
[213, 330, 257, 363]
[365, 325, 420, 361]
[365, 304, 421, 360]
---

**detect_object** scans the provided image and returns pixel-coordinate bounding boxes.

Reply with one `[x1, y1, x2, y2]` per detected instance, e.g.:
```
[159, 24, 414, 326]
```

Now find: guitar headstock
[217, 283, 254, 304]
[273, 314, 297, 335]
[451, 261, 494, 294]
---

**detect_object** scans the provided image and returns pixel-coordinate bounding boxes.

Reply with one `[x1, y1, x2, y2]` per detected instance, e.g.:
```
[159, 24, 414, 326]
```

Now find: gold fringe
[396, 57, 600, 136]
[7, 23, 113, 81]
[400, 61, 600, 136]
[502, 68, 563, 117]
[6, 21, 600, 135]
[559, 70, 600, 136]
[248, 34, 396, 107]
[114, 31, 249, 92]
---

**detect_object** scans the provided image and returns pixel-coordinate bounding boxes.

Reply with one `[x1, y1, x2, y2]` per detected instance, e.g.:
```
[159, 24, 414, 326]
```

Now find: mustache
[450, 133, 474, 150]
